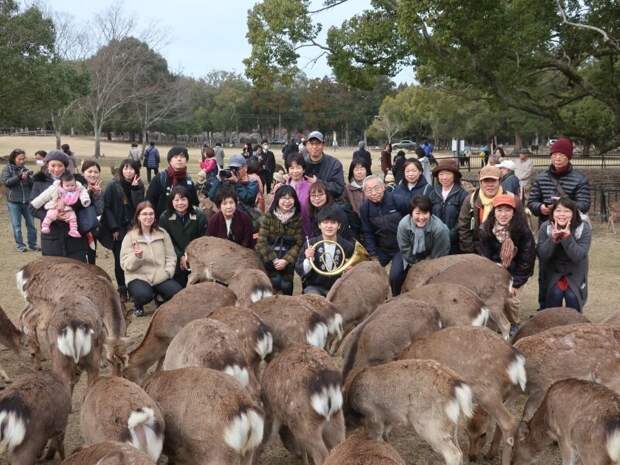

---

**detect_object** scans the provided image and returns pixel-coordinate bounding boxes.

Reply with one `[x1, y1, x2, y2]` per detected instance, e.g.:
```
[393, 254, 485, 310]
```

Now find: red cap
[493, 194, 516, 209]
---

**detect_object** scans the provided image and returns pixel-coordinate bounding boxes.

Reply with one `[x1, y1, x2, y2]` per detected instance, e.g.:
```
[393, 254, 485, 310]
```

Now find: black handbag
[77, 204, 100, 235]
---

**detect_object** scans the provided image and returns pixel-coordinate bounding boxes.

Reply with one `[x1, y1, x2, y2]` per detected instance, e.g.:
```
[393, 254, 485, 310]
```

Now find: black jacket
[304, 153, 345, 199]
[146, 170, 199, 217]
[98, 179, 145, 249]
[309, 202, 355, 242]
[352, 148, 372, 170]
[428, 184, 469, 254]
[392, 154, 406, 184]
[528, 165, 590, 221]
[1, 163, 33, 203]
[295, 235, 355, 292]
[263, 150, 276, 173]
[392, 177, 432, 207]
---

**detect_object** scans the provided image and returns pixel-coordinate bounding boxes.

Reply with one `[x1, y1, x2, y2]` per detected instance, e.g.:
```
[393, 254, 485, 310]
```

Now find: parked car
[270, 139, 286, 145]
[391, 139, 416, 151]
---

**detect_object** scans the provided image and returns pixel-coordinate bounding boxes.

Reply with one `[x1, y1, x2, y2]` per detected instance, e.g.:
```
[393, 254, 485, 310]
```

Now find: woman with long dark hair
[392, 158, 432, 207]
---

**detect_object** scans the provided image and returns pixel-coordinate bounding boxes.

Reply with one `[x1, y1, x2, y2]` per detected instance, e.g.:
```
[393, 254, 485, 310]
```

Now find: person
[213, 142, 225, 169]
[496, 160, 520, 195]
[537, 197, 591, 312]
[200, 146, 219, 177]
[514, 148, 534, 199]
[80, 160, 104, 264]
[30, 172, 91, 238]
[159, 185, 208, 287]
[304, 131, 345, 200]
[528, 137, 590, 223]
[128, 143, 141, 170]
[428, 159, 468, 254]
[393, 195, 450, 295]
[121, 201, 182, 317]
[296, 205, 355, 296]
[298, 137, 307, 155]
[458, 164, 510, 254]
[308, 181, 353, 241]
[359, 175, 409, 293]
[61, 143, 77, 173]
[481, 145, 491, 165]
[261, 139, 276, 193]
[34, 150, 46, 167]
[207, 187, 255, 248]
[344, 155, 371, 216]
[30, 150, 90, 261]
[479, 194, 536, 326]
[282, 138, 299, 159]
[99, 159, 145, 302]
[143, 142, 160, 182]
[415, 146, 432, 184]
[246, 156, 266, 212]
[380, 143, 392, 177]
[352, 141, 372, 170]
[421, 140, 433, 159]
[392, 150, 406, 185]
[278, 152, 312, 236]
[255, 185, 304, 295]
[1, 148, 39, 252]
[489, 145, 504, 165]
[392, 158, 432, 207]
[146, 146, 198, 217]
[242, 142, 253, 159]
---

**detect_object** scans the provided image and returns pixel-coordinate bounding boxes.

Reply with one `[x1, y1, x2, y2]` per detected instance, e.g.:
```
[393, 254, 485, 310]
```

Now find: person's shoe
[133, 307, 145, 317]
[154, 294, 165, 307]
[28, 245, 41, 252]
[16, 246, 26, 253]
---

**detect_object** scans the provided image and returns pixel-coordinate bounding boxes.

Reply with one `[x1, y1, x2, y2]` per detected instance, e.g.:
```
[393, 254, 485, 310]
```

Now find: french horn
[308, 240, 370, 276]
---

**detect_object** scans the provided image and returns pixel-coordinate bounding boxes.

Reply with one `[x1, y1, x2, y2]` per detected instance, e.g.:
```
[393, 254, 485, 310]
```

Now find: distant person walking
[213, 142, 225, 169]
[353, 141, 372, 171]
[128, 143, 142, 171]
[143, 142, 160, 182]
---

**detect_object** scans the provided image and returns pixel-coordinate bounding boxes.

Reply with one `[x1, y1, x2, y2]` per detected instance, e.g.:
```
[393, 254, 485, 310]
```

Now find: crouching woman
[295, 205, 355, 296]
[120, 201, 182, 316]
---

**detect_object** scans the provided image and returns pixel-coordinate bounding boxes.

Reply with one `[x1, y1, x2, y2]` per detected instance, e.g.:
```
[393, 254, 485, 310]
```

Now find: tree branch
[556, 0, 620, 50]
[309, 1, 349, 15]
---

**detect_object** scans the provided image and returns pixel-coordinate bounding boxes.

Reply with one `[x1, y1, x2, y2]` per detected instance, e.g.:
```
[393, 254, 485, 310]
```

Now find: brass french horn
[308, 240, 370, 276]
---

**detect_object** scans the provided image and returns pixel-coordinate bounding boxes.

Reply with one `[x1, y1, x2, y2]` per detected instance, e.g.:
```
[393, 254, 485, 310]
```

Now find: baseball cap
[479, 165, 501, 180]
[228, 154, 247, 168]
[307, 131, 324, 143]
[496, 160, 516, 171]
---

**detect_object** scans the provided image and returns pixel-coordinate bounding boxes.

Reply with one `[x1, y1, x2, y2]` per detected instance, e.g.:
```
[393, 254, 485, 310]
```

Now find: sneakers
[28, 245, 41, 252]
[16, 246, 27, 253]
[133, 307, 145, 317]
[68, 230, 82, 238]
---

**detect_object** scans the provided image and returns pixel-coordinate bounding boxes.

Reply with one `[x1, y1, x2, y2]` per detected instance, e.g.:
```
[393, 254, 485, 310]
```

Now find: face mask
[36, 159, 44, 166]
[262, 144, 269, 151]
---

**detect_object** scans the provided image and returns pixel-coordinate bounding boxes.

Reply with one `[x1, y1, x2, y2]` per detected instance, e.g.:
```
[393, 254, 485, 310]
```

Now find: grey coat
[1, 163, 33, 203]
[537, 220, 591, 310]
[397, 214, 450, 266]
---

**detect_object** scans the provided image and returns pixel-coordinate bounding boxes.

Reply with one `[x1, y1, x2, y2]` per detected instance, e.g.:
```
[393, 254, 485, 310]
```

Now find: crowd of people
[1, 135, 592, 323]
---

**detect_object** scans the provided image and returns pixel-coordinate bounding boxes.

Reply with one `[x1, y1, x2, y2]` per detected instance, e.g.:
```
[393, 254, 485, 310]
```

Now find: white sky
[31, 0, 414, 84]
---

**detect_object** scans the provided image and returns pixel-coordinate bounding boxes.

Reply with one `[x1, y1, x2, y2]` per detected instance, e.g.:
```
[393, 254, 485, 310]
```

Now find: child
[255, 185, 303, 295]
[31, 172, 90, 238]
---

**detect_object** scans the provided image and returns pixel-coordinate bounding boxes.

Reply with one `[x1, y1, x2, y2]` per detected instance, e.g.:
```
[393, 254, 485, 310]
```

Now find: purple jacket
[287, 178, 312, 236]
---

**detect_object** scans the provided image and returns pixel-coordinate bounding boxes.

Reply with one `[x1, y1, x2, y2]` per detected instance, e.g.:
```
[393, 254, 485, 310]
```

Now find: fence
[0, 129, 54, 137]
[448, 153, 620, 171]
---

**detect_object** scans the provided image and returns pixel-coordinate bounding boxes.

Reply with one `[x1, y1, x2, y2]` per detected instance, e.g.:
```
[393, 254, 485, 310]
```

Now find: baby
[31, 172, 91, 238]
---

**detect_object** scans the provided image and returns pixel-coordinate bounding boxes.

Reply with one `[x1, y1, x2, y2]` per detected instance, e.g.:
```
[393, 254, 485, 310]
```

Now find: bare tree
[373, 114, 400, 143]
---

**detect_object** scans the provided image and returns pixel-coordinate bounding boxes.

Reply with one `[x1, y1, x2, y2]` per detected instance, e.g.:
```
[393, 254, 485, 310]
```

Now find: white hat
[496, 160, 516, 171]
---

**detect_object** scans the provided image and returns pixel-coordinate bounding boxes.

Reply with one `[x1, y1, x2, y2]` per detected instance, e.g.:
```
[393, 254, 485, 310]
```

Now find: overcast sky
[31, 0, 414, 84]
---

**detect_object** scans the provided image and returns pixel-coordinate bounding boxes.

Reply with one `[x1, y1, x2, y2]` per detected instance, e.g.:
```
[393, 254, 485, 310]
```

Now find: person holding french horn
[296, 205, 364, 296]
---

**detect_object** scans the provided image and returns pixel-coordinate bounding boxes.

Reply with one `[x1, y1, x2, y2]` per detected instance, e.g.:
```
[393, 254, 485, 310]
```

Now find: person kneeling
[296, 205, 355, 296]
[392, 195, 451, 296]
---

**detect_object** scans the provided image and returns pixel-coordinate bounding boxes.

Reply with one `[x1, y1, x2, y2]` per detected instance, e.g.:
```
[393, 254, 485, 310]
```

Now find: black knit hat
[167, 146, 189, 163]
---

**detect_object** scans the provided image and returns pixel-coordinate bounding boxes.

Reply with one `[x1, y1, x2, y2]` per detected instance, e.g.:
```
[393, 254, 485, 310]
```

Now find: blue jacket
[143, 146, 160, 168]
[501, 172, 521, 195]
[392, 177, 432, 207]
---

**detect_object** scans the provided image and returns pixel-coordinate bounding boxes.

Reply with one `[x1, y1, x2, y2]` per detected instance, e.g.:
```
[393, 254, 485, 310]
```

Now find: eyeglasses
[364, 185, 384, 194]
[310, 192, 326, 198]
[139, 212, 155, 217]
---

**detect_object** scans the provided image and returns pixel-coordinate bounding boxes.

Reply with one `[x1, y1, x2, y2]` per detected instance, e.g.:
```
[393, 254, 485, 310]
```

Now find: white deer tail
[254, 323, 273, 360]
[472, 307, 490, 327]
[446, 381, 474, 424]
[606, 420, 620, 463]
[224, 364, 250, 387]
[309, 370, 343, 420]
[127, 407, 163, 462]
[507, 352, 527, 392]
[306, 315, 328, 349]
[223, 407, 264, 455]
[0, 402, 28, 454]
[57, 324, 94, 363]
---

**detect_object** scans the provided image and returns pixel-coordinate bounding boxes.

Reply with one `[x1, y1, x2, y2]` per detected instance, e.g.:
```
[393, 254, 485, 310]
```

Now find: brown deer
[323, 431, 406, 465]
[346, 359, 473, 465]
[124, 282, 236, 383]
[227, 269, 273, 306]
[608, 199, 620, 233]
[399, 326, 526, 465]
[512, 379, 620, 465]
[144, 367, 264, 465]
[59, 441, 156, 465]
[261, 344, 344, 465]
[0, 371, 71, 465]
[511, 307, 590, 343]
[80, 376, 165, 462]
[0, 305, 23, 383]
[297, 294, 344, 350]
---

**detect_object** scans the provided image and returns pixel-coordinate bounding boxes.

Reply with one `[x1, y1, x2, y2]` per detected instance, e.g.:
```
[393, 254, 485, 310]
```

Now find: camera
[219, 169, 232, 179]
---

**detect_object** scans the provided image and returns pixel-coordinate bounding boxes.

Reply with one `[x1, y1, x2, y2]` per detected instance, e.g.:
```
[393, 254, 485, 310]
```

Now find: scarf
[492, 221, 516, 268]
[166, 166, 188, 186]
[412, 226, 426, 255]
[478, 187, 504, 223]
[551, 163, 570, 175]
[273, 208, 295, 224]
[350, 180, 363, 190]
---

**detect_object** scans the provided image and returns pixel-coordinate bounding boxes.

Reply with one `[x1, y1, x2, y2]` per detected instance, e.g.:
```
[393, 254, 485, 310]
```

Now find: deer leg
[322, 410, 345, 450]
[477, 393, 518, 465]
[295, 421, 329, 465]
[466, 405, 490, 461]
[417, 419, 463, 465]
[558, 438, 577, 465]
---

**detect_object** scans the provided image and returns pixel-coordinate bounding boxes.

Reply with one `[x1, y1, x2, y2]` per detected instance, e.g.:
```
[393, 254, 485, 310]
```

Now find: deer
[59, 441, 156, 465]
[80, 376, 165, 463]
[345, 359, 473, 465]
[512, 379, 620, 465]
[323, 431, 406, 465]
[340, 295, 442, 379]
[0, 370, 71, 465]
[326, 260, 389, 333]
[208, 306, 273, 376]
[0, 305, 24, 383]
[250, 295, 330, 351]
[123, 281, 237, 384]
[261, 344, 345, 465]
[144, 367, 264, 465]
[227, 269, 273, 306]
[297, 294, 344, 351]
[399, 326, 527, 465]
[511, 307, 590, 343]
[608, 199, 620, 233]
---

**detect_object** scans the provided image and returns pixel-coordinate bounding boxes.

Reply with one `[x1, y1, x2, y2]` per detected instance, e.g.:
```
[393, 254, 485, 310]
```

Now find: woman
[345, 155, 370, 216]
[380, 143, 392, 177]
[393, 195, 450, 295]
[120, 201, 182, 316]
[279, 152, 312, 236]
[479, 194, 536, 324]
[207, 187, 254, 248]
[80, 160, 104, 263]
[1, 149, 38, 252]
[242, 142, 253, 159]
[308, 181, 353, 241]
[159, 185, 208, 287]
[255, 185, 303, 295]
[537, 197, 591, 312]
[30, 150, 90, 261]
[392, 150, 406, 184]
[428, 159, 468, 254]
[392, 158, 432, 207]
[100, 159, 145, 301]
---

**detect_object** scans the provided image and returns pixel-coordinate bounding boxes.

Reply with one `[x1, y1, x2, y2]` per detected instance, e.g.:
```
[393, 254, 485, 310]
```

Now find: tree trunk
[515, 132, 523, 151]
[51, 112, 62, 149]
[94, 122, 102, 159]
[583, 141, 591, 158]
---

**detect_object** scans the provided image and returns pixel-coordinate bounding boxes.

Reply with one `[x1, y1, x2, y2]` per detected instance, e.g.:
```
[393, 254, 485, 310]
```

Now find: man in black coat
[352, 141, 372, 171]
[304, 130, 345, 200]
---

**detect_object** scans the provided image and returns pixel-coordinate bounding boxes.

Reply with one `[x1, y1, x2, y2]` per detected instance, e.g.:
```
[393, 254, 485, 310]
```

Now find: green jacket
[255, 213, 303, 265]
[159, 207, 207, 257]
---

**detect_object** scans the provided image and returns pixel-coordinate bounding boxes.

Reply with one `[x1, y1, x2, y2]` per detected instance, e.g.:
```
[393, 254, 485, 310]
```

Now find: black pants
[173, 260, 189, 288]
[127, 278, 182, 309]
[265, 262, 294, 295]
[388, 251, 408, 296]
[112, 239, 126, 290]
[146, 167, 159, 182]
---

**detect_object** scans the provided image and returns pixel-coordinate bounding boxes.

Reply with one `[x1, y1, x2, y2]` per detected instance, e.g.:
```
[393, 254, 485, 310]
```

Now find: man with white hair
[359, 175, 409, 295]
[497, 159, 520, 195]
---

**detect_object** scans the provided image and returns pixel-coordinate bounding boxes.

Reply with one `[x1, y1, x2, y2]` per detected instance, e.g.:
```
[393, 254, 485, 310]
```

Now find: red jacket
[207, 210, 255, 249]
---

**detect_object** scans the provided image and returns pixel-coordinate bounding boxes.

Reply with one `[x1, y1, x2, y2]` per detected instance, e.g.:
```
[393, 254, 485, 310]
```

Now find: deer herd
[0, 237, 619, 465]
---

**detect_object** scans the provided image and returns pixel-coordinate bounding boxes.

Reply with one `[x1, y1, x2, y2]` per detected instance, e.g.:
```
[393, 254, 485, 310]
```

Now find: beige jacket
[120, 228, 177, 286]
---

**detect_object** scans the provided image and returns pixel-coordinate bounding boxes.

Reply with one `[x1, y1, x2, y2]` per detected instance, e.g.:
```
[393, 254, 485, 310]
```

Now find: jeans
[146, 167, 159, 182]
[127, 278, 183, 309]
[545, 285, 581, 312]
[7, 201, 37, 249]
[303, 285, 329, 296]
[388, 252, 407, 296]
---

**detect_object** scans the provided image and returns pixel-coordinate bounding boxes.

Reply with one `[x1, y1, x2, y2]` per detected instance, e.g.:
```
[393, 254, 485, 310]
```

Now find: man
[514, 148, 534, 197]
[128, 143, 141, 172]
[528, 137, 590, 223]
[458, 164, 512, 254]
[496, 160, 520, 195]
[353, 141, 372, 170]
[282, 138, 299, 160]
[146, 146, 198, 216]
[60, 143, 77, 173]
[208, 154, 259, 220]
[359, 175, 409, 294]
[213, 142, 225, 169]
[261, 139, 276, 193]
[304, 130, 345, 199]
[143, 142, 160, 182]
